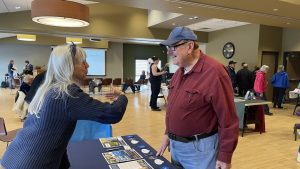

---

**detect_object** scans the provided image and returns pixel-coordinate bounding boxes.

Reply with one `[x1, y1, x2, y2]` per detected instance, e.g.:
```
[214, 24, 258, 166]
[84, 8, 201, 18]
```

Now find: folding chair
[0, 117, 20, 147]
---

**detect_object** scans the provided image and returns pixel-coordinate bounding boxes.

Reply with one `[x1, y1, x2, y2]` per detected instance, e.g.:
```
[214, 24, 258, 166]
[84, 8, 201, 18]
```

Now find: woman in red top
[254, 65, 272, 115]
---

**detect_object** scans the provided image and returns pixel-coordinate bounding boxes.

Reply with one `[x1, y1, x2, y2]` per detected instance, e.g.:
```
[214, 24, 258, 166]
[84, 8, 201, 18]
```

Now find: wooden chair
[123, 78, 135, 93]
[113, 78, 122, 89]
[101, 78, 113, 92]
[0, 117, 20, 147]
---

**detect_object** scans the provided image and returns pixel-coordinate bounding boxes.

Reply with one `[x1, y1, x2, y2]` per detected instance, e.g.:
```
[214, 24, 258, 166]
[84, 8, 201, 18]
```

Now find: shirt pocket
[183, 89, 205, 109]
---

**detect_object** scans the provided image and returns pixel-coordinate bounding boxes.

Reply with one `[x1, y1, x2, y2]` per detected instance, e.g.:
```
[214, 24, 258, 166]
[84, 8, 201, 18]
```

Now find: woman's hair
[260, 65, 270, 72]
[278, 65, 284, 72]
[28, 44, 86, 116]
[152, 56, 159, 61]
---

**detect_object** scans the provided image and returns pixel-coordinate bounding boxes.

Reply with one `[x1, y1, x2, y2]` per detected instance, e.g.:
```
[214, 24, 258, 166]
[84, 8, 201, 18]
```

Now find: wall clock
[223, 42, 235, 59]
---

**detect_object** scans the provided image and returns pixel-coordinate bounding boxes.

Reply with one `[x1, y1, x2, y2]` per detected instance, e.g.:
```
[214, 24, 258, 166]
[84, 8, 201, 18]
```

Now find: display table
[67, 134, 174, 169]
[234, 98, 271, 136]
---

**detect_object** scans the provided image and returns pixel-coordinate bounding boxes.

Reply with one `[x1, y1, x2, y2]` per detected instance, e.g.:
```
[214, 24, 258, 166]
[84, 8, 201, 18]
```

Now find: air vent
[199, 28, 211, 30]
[89, 38, 101, 42]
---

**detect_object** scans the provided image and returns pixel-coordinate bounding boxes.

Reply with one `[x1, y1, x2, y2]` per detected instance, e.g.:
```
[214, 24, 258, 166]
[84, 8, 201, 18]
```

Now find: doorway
[283, 52, 300, 90]
[261, 51, 279, 101]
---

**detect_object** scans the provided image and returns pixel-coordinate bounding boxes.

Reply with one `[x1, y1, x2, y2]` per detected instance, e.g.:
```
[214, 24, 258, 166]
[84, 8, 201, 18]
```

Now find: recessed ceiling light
[15, 6, 21, 9]
[178, 6, 182, 9]
[66, 37, 82, 44]
[189, 17, 193, 20]
[273, 8, 279, 11]
[17, 34, 36, 41]
[89, 38, 101, 42]
[31, 0, 89, 27]
[193, 16, 199, 19]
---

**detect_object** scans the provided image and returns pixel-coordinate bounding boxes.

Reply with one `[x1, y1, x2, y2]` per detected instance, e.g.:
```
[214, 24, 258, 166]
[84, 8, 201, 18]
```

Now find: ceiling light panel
[67, 0, 99, 5]
[17, 34, 36, 41]
[66, 37, 83, 44]
[187, 19, 249, 32]
[3, 0, 28, 12]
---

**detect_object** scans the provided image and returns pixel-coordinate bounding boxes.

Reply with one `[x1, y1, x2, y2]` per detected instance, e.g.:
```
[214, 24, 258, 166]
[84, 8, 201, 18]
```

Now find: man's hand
[216, 160, 231, 169]
[156, 135, 170, 156]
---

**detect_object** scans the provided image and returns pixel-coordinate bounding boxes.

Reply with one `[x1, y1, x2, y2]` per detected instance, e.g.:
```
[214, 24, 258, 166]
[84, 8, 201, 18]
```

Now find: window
[135, 59, 161, 81]
[135, 59, 148, 81]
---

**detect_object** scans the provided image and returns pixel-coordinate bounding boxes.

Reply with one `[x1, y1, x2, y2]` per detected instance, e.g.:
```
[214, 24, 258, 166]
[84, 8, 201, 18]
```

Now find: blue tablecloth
[235, 102, 246, 129]
[70, 120, 112, 142]
[67, 135, 174, 169]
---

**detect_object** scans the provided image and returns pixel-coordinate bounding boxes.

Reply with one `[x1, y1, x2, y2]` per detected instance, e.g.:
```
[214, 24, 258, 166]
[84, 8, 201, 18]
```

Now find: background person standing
[236, 63, 253, 96]
[23, 60, 34, 75]
[226, 60, 237, 92]
[7, 60, 15, 89]
[271, 65, 290, 108]
[149, 56, 167, 111]
[254, 65, 272, 115]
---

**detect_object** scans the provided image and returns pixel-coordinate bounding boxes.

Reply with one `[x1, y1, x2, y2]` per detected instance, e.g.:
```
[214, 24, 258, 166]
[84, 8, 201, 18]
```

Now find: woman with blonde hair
[271, 65, 290, 108]
[254, 65, 272, 115]
[1, 44, 128, 169]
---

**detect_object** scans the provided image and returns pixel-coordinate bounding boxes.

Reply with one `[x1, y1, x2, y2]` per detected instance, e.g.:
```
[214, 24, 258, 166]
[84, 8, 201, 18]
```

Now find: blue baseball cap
[160, 26, 198, 46]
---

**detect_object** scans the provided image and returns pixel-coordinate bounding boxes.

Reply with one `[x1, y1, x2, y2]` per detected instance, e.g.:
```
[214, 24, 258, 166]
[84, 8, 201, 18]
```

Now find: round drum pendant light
[31, 0, 90, 27]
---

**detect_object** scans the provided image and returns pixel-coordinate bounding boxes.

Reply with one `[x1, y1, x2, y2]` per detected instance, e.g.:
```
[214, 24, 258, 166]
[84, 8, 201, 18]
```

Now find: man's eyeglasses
[166, 41, 188, 51]
[69, 42, 76, 58]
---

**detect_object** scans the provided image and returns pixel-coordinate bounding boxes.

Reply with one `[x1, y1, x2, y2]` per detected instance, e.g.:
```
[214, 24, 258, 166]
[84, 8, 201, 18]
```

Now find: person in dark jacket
[19, 75, 34, 95]
[8, 60, 15, 89]
[24, 71, 46, 103]
[226, 60, 237, 91]
[271, 65, 290, 108]
[236, 63, 253, 96]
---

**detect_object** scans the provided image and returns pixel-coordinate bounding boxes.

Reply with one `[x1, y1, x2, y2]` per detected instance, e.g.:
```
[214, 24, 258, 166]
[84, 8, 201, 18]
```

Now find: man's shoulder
[203, 54, 228, 76]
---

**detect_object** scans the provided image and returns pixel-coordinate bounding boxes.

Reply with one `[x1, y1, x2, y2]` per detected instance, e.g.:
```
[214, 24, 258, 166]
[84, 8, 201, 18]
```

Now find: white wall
[0, 44, 51, 80]
[282, 28, 300, 51]
[0, 42, 124, 81]
[105, 42, 123, 79]
[207, 24, 260, 70]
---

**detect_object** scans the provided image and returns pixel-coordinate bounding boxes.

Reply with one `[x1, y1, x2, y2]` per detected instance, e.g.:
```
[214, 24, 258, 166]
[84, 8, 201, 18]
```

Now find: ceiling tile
[0, 0, 8, 13]
[3, 0, 28, 12]
[26, 0, 33, 9]
[0, 33, 16, 39]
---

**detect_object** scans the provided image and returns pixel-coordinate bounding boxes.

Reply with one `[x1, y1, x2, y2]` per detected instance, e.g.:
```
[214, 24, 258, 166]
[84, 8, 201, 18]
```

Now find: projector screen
[84, 48, 106, 76]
